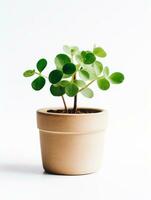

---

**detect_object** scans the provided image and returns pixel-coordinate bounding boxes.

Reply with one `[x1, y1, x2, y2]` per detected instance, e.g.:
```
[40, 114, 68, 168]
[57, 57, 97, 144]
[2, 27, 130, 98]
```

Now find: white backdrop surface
[0, 0, 151, 199]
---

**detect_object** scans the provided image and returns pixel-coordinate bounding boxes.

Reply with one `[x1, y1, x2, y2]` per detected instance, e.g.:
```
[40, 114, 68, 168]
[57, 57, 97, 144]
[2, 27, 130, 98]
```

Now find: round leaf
[65, 83, 79, 97]
[63, 45, 71, 54]
[97, 78, 110, 90]
[94, 61, 103, 75]
[23, 70, 35, 77]
[81, 88, 94, 98]
[50, 85, 65, 96]
[73, 80, 86, 88]
[79, 69, 89, 81]
[49, 70, 63, 84]
[70, 46, 79, 54]
[31, 76, 45, 91]
[55, 54, 71, 70]
[84, 66, 97, 80]
[93, 47, 107, 57]
[59, 80, 70, 87]
[103, 66, 110, 76]
[63, 45, 79, 55]
[37, 58, 47, 72]
[109, 72, 124, 84]
[63, 63, 76, 74]
[81, 51, 96, 64]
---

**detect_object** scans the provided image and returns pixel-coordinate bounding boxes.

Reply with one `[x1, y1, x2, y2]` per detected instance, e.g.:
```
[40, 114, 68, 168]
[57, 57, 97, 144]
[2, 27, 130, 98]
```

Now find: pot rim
[37, 107, 107, 117]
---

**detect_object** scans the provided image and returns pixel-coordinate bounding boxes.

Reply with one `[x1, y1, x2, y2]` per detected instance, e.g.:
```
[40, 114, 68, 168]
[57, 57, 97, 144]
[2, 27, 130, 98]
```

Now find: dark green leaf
[55, 54, 71, 70]
[81, 51, 87, 58]
[79, 69, 89, 81]
[93, 47, 107, 57]
[23, 70, 35, 77]
[63, 63, 76, 74]
[49, 70, 63, 84]
[97, 78, 110, 90]
[50, 85, 65, 96]
[65, 83, 79, 97]
[81, 88, 94, 98]
[31, 76, 45, 91]
[36, 58, 47, 72]
[94, 61, 103, 75]
[81, 51, 96, 64]
[109, 72, 124, 84]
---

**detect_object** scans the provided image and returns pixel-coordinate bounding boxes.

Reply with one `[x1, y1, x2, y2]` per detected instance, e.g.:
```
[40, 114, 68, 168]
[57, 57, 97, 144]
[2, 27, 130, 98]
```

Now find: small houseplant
[23, 45, 124, 175]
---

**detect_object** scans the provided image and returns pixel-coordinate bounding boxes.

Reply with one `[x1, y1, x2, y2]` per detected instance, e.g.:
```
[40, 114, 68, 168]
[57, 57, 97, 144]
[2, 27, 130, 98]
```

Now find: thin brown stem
[73, 94, 77, 113]
[61, 96, 68, 112]
[73, 73, 77, 113]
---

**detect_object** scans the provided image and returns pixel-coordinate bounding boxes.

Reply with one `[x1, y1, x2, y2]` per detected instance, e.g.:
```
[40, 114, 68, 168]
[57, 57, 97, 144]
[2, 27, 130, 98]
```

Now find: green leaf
[65, 83, 79, 97]
[94, 61, 103, 75]
[73, 80, 86, 88]
[36, 58, 47, 72]
[79, 69, 89, 81]
[31, 76, 46, 91]
[75, 54, 82, 63]
[70, 46, 79, 54]
[109, 72, 124, 84]
[59, 80, 70, 87]
[81, 88, 94, 98]
[103, 66, 110, 76]
[63, 63, 76, 74]
[81, 51, 96, 64]
[93, 47, 107, 57]
[97, 78, 110, 90]
[49, 70, 63, 84]
[63, 45, 71, 54]
[23, 70, 35, 77]
[50, 85, 65, 96]
[55, 54, 71, 70]
[84, 66, 97, 80]
[63, 45, 79, 55]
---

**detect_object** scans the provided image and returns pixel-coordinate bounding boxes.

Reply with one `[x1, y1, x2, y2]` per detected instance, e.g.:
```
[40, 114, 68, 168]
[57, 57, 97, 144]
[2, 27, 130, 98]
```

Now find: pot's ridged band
[39, 129, 102, 135]
[37, 108, 108, 133]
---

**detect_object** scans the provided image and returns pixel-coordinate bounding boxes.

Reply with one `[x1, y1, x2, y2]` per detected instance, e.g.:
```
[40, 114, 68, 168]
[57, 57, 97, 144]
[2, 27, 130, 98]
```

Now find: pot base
[44, 169, 96, 176]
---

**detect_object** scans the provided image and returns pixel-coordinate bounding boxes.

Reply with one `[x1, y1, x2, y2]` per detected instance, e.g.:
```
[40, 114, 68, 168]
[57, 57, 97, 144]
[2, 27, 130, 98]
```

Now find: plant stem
[35, 72, 48, 79]
[71, 54, 78, 113]
[73, 93, 77, 113]
[73, 73, 77, 113]
[79, 79, 95, 92]
[61, 96, 68, 112]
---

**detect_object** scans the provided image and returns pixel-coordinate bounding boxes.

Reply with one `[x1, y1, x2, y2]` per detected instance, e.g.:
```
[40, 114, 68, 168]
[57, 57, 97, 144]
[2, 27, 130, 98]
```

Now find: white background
[0, 0, 151, 199]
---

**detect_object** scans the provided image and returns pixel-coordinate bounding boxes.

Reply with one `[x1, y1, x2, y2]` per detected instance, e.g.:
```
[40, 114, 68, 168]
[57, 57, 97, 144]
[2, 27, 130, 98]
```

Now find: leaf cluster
[23, 45, 124, 98]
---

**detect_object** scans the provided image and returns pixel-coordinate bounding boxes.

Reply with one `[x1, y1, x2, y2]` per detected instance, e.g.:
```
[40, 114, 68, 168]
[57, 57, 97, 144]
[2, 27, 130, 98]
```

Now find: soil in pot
[47, 108, 103, 114]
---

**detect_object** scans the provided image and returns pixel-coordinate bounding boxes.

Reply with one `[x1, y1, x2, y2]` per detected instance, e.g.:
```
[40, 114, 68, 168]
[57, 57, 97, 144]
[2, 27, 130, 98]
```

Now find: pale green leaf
[81, 88, 94, 98]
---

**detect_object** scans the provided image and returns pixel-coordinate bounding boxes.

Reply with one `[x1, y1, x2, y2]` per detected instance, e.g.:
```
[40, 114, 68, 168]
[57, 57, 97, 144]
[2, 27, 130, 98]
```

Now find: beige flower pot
[37, 108, 108, 175]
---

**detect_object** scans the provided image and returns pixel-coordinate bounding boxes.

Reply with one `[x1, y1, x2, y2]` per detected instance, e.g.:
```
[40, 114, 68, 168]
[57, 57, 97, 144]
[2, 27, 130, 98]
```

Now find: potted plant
[23, 45, 124, 175]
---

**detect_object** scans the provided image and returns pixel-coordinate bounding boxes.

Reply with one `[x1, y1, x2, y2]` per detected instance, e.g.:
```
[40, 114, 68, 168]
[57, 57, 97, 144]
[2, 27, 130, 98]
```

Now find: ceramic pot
[37, 108, 108, 175]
